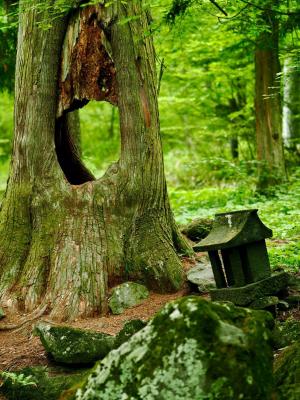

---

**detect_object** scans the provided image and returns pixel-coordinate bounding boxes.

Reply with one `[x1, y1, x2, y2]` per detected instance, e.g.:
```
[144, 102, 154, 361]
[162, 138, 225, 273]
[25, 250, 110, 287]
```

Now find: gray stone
[71, 297, 274, 400]
[187, 263, 216, 293]
[210, 272, 289, 306]
[250, 296, 279, 310]
[35, 323, 115, 365]
[109, 282, 149, 315]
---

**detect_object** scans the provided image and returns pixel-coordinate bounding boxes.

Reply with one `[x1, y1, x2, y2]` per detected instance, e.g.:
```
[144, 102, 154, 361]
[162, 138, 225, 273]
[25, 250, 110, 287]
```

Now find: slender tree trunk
[0, 0, 190, 321]
[255, 3, 286, 189]
[282, 57, 300, 150]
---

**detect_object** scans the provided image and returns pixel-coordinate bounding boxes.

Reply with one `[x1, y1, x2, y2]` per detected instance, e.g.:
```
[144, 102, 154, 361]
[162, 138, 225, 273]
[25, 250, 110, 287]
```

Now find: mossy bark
[0, 0, 191, 321]
[255, 2, 286, 189]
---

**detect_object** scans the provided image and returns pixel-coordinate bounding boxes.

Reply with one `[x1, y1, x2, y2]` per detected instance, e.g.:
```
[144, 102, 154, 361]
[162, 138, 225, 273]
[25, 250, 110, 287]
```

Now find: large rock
[181, 218, 213, 242]
[274, 340, 300, 400]
[36, 319, 147, 366]
[108, 282, 149, 314]
[0, 366, 88, 400]
[70, 297, 274, 400]
[35, 324, 115, 365]
[187, 263, 216, 293]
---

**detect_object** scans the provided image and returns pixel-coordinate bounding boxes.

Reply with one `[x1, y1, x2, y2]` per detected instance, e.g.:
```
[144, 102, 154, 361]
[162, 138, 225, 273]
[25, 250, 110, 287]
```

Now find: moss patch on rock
[274, 340, 300, 400]
[114, 319, 147, 348]
[250, 296, 279, 310]
[69, 297, 274, 400]
[35, 323, 115, 365]
[273, 318, 300, 349]
[108, 282, 149, 315]
[0, 366, 89, 400]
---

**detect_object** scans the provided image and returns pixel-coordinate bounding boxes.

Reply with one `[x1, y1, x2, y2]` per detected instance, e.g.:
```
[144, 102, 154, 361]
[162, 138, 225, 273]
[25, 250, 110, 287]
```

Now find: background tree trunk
[255, 2, 286, 189]
[0, 0, 190, 321]
[282, 57, 300, 151]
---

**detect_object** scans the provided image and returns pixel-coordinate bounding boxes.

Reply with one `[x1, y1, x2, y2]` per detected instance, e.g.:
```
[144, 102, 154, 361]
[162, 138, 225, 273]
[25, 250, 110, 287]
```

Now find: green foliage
[0, 1, 17, 91]
[165, 0, 193, 24]
[0, 367, 89, 400]
[0, 371, 36, 388]
[0, 90, 13, 159]
[80, 102, 120, 178]
[0, 90, 13, 195]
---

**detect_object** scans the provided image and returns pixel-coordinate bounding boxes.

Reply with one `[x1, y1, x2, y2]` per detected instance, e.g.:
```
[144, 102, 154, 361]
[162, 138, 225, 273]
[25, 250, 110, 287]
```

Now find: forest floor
[0, 256, 199, 373]
[0, 282, 299, 375]
[0, 289, 193, 372]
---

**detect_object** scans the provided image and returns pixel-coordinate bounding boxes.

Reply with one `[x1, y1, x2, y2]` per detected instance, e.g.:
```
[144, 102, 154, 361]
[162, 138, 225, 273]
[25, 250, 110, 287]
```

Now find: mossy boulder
[273, 319, 300, 349]
[0, 366, 89, 400]
[69, 297, 274, 400]
[35, 323, 115, 365]
[274, 340, 300, 400]
[108, 282, 149, 315]
[181, 218, 213, 242]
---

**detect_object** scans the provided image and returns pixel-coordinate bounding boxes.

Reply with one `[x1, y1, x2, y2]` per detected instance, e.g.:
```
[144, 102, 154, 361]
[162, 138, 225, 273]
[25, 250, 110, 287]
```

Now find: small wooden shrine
[194, 209, 289, 305]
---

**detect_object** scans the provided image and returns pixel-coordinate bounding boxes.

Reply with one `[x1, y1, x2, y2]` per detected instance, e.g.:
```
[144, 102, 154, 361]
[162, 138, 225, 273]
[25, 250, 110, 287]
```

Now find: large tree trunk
[255, 2, 286, 189]
[0, 0, 190, 321]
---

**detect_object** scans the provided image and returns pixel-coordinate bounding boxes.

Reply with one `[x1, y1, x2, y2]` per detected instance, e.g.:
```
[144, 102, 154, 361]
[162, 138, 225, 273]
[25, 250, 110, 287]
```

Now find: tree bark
[282, 57, 300, 151]
[0, 0, 190, 321]
[255, 2, 286, 189]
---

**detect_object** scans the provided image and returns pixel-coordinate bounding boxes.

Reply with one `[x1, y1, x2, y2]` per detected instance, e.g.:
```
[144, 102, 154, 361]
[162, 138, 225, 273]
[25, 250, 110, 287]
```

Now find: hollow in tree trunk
[0, 0, 191, 321]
